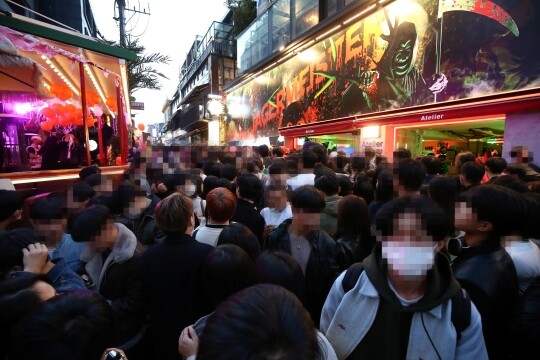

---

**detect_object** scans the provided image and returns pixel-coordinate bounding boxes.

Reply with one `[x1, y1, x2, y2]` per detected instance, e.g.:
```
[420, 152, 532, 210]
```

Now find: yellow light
[315, 25, 342, 41]
[363, 125, 380, 138]
[343, 4, 377, 25]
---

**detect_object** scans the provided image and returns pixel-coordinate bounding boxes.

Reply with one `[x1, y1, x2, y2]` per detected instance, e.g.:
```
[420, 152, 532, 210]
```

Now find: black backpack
[341, 262, 471, 340]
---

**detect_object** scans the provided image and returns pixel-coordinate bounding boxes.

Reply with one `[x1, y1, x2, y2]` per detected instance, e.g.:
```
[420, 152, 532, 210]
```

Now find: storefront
[0, 11, 135, 188]
[224, 0, 540, 166]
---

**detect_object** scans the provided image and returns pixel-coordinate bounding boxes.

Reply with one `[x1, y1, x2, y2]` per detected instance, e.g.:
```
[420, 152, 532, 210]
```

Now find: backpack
[341, 262, 471, 340]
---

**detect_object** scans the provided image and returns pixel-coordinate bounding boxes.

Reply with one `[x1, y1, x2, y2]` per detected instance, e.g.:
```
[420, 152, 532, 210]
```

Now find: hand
[22, 243, 49, 274]
[263, 225, 275, 236]
[100, 348, 127, 360]
[178, 325, 199, 357]
[157, 183, 168, 193]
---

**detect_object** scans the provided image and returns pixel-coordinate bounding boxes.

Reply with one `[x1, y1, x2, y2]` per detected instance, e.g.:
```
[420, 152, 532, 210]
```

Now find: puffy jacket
[265, 219, 340, 326]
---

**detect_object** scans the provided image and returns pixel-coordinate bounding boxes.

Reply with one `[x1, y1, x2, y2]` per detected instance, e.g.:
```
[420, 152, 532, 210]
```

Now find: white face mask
[382, 241, 437, 278]
[184, 184, 196, 197]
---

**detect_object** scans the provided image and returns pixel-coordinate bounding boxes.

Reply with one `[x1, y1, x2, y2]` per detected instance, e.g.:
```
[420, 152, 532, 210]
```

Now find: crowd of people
[1, 141, 540, 360]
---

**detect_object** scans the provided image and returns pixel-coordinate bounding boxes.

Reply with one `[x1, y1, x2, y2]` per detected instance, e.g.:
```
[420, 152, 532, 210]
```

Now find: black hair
[78, 165, 100, 181]
[202, 175, 220, 200]
[69, 182, 96, 203]
[0, 190, 22, 222]
[84, 174, 105, 188]
[258, 144, 269, 158]
[0, 228, 42, 278]
[268, 162, 286, 175]
[202, 159, 216, 176]
[375, 195, 449, 242]
[491, 176, 530, 194]
[455, 152, 476, 169]
[485, 157, 507, 175]
[421, 155, 442, 175]
[236, 173, 263, 203]
[393, 148, 412, 161]
[351, 156, 367, 172]
[375, 169, 395, 202]
[202, 244, 257, 307]
[217, 223, 261, 262]
[396, 158, 426, 191]
[307, 143, 328, 166]
[9, 291, 114, 360]
[0, 273, 51, 330]
[221, 163, 238, 181]
[111, 182, 147, 213]
[254, 251, 306, 303]
[352, 177, 375, 204]
[272, 147, 284, 157]
[337, 175, 352, 196]
[504, 164, 527, 182]
[461, 184, 529, 238]
[210, 163, 223, 178]
[291, 185, 326, 212]
[314, 171, 339, 196]
[216, 178, 233, 192]
[460, 161, 485, 184]
[86, 194, 116, 213]
[301, 150, 318, 169]
[70, 205, 112, 243]
[30, 197, 66, 220]
[197, 284, 320, 360]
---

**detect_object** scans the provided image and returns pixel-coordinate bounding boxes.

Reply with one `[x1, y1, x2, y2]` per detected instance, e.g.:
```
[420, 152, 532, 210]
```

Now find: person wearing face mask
[114, 182, 164, 247]
[321, 195, 488, 360]
[175, 172, 204, 224]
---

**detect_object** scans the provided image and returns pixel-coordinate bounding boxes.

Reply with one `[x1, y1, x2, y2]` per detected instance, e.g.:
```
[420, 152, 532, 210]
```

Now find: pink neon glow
[13, 102, 34, 115]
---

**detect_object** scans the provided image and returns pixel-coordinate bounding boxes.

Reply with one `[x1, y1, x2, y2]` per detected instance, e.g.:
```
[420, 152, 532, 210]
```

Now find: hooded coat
[321, 243, 488, 360]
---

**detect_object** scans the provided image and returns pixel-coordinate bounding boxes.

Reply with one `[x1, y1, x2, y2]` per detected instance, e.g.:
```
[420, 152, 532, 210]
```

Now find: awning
[179, 83, 208, 106]
[279, 88, 540, 137]
[0, 11, 136, 116]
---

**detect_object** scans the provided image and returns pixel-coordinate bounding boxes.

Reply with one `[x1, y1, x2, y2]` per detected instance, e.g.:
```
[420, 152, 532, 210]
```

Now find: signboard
[131, 102, 144, 110]
[226, 0, 540, 141]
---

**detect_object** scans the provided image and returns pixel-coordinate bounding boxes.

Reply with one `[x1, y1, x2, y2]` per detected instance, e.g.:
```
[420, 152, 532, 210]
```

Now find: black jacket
[116, 195, 163, 246]
[265, 219, 340, 326]
[509, 275, 540, 358]
[138, 233, 213, 360]
[231, 198, 265, 244]
[452, 242, 519, 360]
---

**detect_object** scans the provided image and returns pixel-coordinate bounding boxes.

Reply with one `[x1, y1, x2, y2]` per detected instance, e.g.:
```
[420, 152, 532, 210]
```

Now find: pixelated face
[267, 189, 287, 210]
[454, 201, 478, 231]
[380, 212, 436, 278]
[270, 173, 288, 186]
[32, 218, 65, 241]
[293, 209, 321, 230]
[125, 195, 151, 218]
[90, 221, 117, 251]
[176, 179, 196, 197]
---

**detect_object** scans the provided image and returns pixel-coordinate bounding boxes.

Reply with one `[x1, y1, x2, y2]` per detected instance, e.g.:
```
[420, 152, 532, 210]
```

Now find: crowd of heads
[1, 142, 540, 359]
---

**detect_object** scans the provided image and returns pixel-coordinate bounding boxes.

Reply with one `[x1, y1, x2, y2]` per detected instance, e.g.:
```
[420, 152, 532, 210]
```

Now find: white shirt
[192, 224, 228, 247]
[505, 239, 540, 294]
[286, 173, 315, 190]
[260, 204, 293, 227]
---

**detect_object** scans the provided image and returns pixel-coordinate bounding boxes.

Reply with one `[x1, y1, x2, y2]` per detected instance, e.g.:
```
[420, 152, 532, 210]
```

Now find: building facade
[0, 0, 97, 36]
[223, 0, 540, 165]
[162, 11, 236, 145]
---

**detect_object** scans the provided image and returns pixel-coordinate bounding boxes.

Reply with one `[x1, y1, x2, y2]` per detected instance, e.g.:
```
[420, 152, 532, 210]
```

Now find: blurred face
[176, 179, 196, 197]
[90, 221, 117, 251]
[267, 189, 287, 210]
[454, 201, 477, 231]
[32, 218, 65, 243]
[292, 208, 321, 230]
[125, 195, 151, 218]
[379, 212, 438, 279]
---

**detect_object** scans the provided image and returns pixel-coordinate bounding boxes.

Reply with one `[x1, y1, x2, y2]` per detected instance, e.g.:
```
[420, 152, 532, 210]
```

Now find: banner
[226, 0, 540, 140]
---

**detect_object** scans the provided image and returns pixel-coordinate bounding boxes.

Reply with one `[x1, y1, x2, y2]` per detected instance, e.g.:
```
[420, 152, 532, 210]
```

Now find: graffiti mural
[225, 0, 540, 140]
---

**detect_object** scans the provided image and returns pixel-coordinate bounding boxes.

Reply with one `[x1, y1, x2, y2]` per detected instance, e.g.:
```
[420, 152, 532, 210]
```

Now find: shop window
[295, 0, 318, 37]
[272, 0, 291, 52]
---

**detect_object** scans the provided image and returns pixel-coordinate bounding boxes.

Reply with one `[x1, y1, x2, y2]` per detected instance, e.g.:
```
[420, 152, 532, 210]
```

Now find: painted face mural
[225, 0, 540, 141]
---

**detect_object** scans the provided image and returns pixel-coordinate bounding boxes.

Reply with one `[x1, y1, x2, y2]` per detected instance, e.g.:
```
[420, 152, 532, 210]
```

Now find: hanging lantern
[40, 121, 53, 132]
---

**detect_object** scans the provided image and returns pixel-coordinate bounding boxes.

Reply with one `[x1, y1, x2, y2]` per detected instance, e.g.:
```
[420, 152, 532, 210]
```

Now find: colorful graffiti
[225, 0, 540, 141]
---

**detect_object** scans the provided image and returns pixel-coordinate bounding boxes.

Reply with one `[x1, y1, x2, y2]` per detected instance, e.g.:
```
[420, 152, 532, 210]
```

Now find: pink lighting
[13, 102, 34, 115]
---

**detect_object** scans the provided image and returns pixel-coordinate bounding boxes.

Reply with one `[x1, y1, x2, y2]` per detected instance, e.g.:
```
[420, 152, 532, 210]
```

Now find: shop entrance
[395, 117, 505, 175]
[300, 132, 359, 156]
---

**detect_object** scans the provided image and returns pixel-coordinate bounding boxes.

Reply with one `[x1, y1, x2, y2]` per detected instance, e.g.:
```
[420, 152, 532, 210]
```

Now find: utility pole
[115, 0, 151, 46]
[115, 0, 126, 46]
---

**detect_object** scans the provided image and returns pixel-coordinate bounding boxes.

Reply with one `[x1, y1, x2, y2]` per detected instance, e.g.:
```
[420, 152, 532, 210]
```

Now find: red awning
[279, 88, 540, 137]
